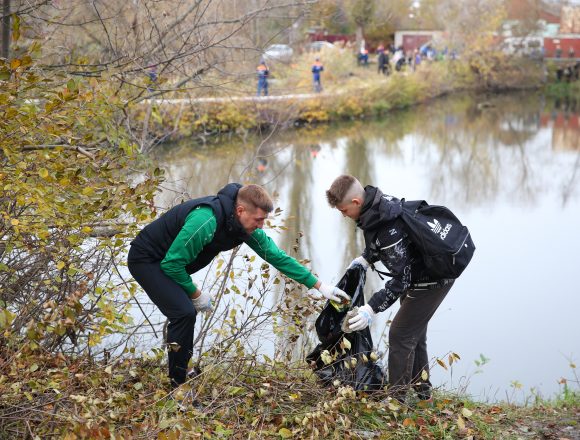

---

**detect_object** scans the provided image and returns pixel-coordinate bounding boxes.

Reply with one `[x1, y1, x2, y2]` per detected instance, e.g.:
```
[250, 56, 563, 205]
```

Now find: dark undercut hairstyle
[326, 174, 359, 207]
[237, 184, 274, 212]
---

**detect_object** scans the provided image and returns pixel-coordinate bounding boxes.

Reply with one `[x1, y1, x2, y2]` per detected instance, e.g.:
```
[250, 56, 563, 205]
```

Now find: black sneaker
[187, 366, 203, 380]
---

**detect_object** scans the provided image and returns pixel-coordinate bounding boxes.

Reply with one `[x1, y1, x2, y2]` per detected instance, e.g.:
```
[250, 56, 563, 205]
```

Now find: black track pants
[388, 281, 454, 400]
[128, 248, 197, 388]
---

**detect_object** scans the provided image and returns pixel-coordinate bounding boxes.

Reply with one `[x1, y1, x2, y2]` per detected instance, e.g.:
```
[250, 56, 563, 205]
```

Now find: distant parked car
[306, 41, 336, 52]
[263, 44, 293, 62]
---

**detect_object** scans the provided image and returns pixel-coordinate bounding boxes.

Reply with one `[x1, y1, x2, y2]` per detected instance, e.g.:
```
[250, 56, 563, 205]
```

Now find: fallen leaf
[278, 427, 292, 438]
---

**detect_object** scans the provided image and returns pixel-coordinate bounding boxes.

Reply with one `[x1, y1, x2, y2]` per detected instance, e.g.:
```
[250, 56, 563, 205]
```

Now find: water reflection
[152, 92, 580, 401]
[546, 97, 580, 152]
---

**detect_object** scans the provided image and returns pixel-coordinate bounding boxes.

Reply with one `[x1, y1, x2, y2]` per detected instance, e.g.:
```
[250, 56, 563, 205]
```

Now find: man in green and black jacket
[128, 183, 348, 391]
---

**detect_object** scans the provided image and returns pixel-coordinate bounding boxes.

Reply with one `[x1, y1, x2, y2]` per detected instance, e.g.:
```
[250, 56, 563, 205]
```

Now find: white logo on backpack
[427, 218, 452, 240]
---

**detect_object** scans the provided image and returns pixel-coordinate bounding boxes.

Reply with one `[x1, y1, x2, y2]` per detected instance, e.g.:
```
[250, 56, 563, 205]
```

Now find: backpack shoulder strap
[400, 198, 429, 216]
[369, 262, 395, 280]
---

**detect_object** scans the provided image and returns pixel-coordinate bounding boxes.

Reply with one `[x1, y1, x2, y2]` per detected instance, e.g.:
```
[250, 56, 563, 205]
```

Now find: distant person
[377, 51, 388, 75]
[569, 46, 575, 59]
[309, 144, 321, 159]
[556, 65, 564, 82]
[256, 59, 269, 97]
[312, 57, 324, 93]
[564, 64, 573, 83]
[414, 49, 422, 71]
[256, 158, 268, 173]
[147, 67, 158, 92]
[326, 175, 462, 404]
[128, 183, 349, 402]
[359, 48, 369, 66]
[393, 49, 405, 72]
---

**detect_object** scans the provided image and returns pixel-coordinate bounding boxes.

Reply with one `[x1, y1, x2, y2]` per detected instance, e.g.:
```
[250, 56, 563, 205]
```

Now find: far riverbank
[130, 56, 551, 148]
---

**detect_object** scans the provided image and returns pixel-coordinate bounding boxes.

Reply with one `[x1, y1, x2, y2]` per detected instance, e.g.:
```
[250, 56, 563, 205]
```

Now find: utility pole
[1, 0, 10, 59]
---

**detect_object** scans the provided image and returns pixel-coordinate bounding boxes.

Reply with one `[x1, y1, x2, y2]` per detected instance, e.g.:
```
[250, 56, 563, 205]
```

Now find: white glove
[317, 282, 350, 303]
[348, 304, 376, 331]
[349, 256, 369, 270]
[191, 289, 213, 313]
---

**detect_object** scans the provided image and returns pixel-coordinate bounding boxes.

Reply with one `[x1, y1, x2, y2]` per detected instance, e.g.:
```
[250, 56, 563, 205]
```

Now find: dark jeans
[313, 78, 322, 93]
[257, 79, 268, 96]
[128, 247, 197, 388]
[388, 281, 454, 401]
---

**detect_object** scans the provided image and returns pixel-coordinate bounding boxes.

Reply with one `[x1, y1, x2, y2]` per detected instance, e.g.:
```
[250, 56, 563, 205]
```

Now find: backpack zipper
[452, 231, 470, 265]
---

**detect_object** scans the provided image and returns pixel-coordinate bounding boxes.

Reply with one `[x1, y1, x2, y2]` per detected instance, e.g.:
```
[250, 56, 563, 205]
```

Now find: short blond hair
[326, 175, 364, 207]
[237, 184, 274, 212]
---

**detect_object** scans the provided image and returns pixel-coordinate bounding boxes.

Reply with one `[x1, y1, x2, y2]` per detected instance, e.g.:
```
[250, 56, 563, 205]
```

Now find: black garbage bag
[306, 264, 385, 391]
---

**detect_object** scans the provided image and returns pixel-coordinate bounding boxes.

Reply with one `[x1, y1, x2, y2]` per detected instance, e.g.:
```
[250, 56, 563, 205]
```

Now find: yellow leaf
[421, 369, 429, 381]
[82, 187, 95, 196]
[0, 309, 16, 329]
[436, 358, 448, 370]
[342, 337, 351, 350]
[10, 219, 19, 226]
[20, 55, 32, 67]
[82, 226, 92, 234]
[56, 261, 65, 270]
[462, 407, 473, 418]
[256, 388, 269, 398]
[387, 401, 400, 411]
[10, 58, 21, 69]
[457, 415, 466, 430]
[39, 168, 49, 179]
[278, 427, 293, 438]
[402, 418, 415, 427]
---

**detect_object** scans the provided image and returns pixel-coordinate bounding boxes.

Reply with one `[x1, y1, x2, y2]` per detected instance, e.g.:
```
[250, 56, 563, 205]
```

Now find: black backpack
[399, 199, 475, 279]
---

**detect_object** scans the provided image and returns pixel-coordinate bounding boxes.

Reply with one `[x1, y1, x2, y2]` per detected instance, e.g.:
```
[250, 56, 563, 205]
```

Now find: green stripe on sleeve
[246, 228, 317, 288]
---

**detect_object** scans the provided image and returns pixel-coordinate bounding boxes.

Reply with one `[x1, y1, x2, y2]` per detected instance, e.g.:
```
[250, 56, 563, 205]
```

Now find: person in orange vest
[312, 57, 324, 93]
[256, 59, 269, 96]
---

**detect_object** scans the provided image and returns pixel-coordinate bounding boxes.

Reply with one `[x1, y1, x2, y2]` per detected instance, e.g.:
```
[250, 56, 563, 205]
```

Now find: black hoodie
[357, 186, 435, 313]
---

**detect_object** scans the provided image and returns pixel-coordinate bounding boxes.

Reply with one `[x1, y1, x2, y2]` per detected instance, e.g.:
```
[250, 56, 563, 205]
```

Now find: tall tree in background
[308, 0, 350, 34]
[1, 0, 10, 59]
[345, 0, 376, 51]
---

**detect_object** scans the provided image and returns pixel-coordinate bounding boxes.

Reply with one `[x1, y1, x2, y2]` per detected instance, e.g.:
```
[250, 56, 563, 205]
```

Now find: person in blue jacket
[312, 58, 324, 93]
[256, 59, 269, 96]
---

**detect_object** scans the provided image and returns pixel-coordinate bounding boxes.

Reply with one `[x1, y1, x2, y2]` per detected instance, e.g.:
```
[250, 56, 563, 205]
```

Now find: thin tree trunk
[355, 25, 363, 54]
[1, 0, 10, 59]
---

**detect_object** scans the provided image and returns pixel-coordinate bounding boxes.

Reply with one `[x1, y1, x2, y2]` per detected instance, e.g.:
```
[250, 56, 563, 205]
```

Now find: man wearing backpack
[325, 175, 459, 404]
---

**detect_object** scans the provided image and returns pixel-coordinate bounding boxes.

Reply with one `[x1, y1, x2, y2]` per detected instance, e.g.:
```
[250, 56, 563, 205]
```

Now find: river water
[148, 91, 580, 403]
